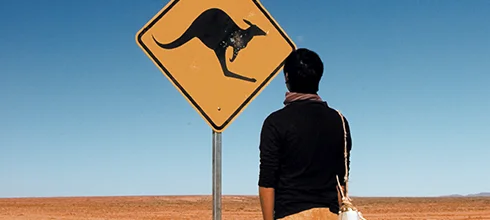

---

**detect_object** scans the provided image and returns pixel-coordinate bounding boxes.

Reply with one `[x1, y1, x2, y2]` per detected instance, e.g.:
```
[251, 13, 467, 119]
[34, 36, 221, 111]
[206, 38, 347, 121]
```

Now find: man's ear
[284, 72, 291, 91]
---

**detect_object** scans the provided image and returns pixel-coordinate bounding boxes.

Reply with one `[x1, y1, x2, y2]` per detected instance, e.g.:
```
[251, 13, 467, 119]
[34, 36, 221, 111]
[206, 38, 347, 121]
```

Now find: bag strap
[336, 110, 368, 219]
[335, 110, 349, 199]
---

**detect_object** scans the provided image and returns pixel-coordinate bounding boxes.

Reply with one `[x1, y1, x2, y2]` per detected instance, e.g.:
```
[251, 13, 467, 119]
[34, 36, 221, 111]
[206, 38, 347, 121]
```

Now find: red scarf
[283, 92, 323, 105]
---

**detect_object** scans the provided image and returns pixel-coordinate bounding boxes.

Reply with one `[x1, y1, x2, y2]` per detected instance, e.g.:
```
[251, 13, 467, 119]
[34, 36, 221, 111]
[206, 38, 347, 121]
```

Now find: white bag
[336, 176, 366, 220]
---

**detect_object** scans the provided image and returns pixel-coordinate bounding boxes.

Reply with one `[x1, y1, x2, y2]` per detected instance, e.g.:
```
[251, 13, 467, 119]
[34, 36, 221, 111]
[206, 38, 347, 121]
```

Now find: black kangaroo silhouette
[152, 8, 267, 83]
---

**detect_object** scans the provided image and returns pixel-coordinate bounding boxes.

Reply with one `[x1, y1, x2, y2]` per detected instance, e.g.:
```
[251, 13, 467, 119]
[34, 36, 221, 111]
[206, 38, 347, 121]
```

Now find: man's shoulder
[325, 104, 348, 118]
[263, 107, 286, 124]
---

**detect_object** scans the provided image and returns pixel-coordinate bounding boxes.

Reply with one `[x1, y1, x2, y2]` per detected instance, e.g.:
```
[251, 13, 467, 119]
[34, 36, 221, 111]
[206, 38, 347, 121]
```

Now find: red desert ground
[1, 194, 490, 219]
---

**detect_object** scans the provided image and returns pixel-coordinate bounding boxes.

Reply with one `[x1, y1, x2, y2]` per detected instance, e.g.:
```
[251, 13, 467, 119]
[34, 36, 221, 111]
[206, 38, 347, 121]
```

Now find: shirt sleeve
[258, 115, 280, 188]
[337, 115, 352, 186]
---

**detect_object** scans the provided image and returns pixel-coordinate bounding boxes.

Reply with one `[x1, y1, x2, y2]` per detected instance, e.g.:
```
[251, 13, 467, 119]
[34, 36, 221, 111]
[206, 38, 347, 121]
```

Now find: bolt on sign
[136, 0, 295, 132]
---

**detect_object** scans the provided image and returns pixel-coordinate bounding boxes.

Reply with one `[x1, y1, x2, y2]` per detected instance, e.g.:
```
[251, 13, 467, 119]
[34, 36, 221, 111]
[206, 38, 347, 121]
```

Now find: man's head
[283, 48, 324, 94]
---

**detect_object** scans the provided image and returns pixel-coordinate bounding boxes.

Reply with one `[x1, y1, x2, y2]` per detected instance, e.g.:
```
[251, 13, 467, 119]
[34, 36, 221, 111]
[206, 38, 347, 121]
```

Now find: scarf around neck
[283, 92, 323, 105]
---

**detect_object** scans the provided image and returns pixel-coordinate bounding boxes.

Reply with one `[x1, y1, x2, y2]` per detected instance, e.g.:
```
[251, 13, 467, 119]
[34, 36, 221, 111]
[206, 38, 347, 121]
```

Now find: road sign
[136, 0, 295, 132]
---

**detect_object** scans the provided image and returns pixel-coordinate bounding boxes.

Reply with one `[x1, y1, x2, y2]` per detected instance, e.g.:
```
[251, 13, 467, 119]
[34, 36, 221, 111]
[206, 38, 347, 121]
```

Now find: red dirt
[1, 196, 489, 219]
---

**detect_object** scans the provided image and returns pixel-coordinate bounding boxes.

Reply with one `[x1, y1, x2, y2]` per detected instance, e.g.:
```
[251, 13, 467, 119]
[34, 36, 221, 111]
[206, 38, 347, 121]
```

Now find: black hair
[283, 48, 324, 94]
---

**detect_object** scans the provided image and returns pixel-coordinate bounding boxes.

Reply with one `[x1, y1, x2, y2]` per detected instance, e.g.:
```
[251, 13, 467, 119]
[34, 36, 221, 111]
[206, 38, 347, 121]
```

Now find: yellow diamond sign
[136, 0, 296, 132]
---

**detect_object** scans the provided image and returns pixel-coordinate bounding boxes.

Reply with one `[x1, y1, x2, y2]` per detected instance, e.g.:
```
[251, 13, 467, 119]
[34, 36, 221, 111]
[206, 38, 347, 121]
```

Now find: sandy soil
[1, 196, 489, 220]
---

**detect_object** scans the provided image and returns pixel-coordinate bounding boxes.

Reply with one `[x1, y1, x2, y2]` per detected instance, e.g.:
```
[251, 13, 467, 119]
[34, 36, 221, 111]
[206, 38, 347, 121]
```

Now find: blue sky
[1, 0, 489, 198]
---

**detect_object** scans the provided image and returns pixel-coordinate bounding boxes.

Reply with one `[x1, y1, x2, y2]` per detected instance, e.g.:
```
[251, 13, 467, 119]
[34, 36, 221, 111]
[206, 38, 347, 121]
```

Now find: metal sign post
[212, 131, 222, 220]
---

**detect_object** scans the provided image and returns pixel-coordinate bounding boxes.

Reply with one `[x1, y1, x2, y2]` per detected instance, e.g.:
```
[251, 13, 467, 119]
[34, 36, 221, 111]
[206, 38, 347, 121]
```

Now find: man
[258, 48, 352, 220]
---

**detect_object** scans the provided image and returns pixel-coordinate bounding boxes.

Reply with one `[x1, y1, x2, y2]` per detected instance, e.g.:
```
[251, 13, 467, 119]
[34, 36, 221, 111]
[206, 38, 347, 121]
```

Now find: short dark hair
[283, 48, 324, 94]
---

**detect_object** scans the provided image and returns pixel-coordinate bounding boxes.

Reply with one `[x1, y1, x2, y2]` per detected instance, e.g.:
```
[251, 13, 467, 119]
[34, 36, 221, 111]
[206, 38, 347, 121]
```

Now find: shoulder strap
[335, 110, 350, 198]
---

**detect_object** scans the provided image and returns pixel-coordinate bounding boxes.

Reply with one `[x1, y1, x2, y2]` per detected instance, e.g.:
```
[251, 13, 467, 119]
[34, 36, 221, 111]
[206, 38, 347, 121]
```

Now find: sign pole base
[212, 131, 222, 220]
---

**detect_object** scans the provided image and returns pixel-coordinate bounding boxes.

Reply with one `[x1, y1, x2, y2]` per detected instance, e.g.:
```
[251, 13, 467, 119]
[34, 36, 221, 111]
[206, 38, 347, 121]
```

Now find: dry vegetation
[1, 196, 489, 219]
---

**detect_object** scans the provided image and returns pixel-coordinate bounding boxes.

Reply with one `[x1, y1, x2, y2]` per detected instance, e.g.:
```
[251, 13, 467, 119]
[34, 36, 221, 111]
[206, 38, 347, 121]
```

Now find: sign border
[136, 0, 296, 132]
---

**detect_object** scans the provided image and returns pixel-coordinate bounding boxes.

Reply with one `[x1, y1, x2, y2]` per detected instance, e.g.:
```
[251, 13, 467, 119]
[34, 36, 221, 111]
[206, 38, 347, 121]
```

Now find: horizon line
[1, 193, 488, 199]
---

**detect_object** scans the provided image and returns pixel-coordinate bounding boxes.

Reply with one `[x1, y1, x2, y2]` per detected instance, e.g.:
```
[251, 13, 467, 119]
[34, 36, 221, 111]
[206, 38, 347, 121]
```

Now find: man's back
[257, 48, 352, 220]
[258, 99, 351, 219]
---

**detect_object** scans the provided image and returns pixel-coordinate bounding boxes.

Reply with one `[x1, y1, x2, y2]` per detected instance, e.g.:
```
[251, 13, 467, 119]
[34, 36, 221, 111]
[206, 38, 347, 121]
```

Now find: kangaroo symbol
[152, 8, 267, 83]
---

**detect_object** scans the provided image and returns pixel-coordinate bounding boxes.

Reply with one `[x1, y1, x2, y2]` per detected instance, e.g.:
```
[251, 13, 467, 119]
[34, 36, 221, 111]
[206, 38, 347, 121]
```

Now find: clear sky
[1, 0, 489, 198]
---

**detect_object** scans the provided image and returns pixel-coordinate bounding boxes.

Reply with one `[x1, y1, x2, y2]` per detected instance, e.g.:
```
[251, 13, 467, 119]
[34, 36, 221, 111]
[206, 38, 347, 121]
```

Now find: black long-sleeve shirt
[258, 99, 352, 219]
